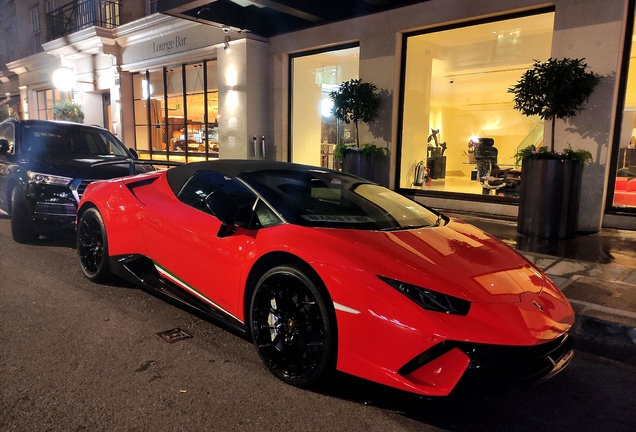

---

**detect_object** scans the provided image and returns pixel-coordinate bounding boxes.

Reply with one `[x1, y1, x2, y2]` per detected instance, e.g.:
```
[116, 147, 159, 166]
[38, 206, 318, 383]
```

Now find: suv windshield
[241, 169, 443, 230]
[20, 122, 128, 157]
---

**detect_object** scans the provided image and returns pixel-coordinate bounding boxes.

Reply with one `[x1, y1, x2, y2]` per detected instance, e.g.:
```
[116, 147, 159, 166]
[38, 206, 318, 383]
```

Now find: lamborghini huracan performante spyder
[77, 160, 575, 397]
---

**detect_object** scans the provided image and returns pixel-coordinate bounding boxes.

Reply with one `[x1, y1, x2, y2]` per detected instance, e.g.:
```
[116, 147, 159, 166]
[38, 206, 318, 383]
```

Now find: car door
[0, 122, 16, 212]
[141, 171, 258, 321]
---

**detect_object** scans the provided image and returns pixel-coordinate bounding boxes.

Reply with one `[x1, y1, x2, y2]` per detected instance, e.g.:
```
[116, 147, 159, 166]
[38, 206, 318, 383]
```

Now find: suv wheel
[10, 185, 38, 244]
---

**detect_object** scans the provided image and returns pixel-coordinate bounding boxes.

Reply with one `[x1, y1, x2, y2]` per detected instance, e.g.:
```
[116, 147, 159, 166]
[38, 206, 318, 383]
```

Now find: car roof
[3, 119, 106, 129]
[166, 160, 331, 196]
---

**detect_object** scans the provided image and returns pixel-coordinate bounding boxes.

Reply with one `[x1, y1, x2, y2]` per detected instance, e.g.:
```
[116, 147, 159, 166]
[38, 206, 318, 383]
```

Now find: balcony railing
[47, 0, 121, 41]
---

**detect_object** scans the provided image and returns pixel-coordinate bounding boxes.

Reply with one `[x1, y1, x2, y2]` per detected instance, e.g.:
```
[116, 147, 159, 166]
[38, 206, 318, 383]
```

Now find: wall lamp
[52, 67, 95, 91]
[224, 35, 230, 53]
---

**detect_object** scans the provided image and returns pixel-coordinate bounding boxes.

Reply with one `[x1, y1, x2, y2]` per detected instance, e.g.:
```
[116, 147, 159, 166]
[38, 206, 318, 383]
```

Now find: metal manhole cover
[155, 328, 193, 344]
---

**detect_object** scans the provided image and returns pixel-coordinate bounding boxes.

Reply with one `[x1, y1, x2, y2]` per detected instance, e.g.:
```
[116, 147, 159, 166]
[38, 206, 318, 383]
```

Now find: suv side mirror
[205, 189, 238, 238]
[128, 148, 139, 159]
[0, 139, 9, 155]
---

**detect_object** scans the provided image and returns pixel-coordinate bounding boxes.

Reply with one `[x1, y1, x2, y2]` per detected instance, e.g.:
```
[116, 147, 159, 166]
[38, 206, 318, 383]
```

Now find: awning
[0, 96, 20, 107]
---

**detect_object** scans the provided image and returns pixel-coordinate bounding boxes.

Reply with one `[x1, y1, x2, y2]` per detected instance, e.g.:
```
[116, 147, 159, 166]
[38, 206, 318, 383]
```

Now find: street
[1, 215, 635, 432]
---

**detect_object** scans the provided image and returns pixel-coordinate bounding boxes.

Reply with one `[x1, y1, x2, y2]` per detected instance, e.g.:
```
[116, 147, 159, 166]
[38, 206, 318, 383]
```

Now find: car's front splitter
[397, 332, 574, 397]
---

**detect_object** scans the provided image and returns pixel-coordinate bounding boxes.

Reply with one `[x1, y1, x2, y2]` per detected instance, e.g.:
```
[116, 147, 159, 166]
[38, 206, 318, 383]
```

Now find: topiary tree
[508, 58, 599, 152]
[53, 100, 85, 123]
[329, 78, 381, 148]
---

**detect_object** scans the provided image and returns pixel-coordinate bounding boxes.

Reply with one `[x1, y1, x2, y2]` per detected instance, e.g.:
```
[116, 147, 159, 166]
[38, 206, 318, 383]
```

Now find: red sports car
[77, 160, 575, 397]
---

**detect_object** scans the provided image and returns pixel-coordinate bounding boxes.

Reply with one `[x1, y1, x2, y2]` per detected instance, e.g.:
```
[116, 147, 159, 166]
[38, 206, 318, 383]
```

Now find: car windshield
[240, 169, 443, 230]
[20, 123, 129, 157]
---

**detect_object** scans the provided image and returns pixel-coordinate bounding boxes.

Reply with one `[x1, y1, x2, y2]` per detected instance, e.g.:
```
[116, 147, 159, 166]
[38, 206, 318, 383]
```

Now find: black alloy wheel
[10, 185, 38, 244]
[77, 208, 110, 282]
[250, 265, 336, 387]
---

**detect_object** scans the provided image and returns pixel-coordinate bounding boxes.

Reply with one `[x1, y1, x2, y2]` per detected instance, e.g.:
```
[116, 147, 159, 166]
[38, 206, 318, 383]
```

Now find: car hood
[22, 154, 140, 180]
[312, 218, 546, 304]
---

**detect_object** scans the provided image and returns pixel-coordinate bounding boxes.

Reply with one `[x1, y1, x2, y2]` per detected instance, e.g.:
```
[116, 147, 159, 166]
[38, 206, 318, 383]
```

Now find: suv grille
[77, 180, 92, 197]
[70, 179, 94, 203]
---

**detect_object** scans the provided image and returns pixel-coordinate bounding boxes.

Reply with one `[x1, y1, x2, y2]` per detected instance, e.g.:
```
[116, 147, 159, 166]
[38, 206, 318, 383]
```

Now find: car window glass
[177, 170, 260, 228]
[0, 123, 15, 154]
[97, 131, 128, 156]
[243, 170, 441, 230]
[23, 128, 68, 154]
[254, 198, 282, 228]
[21, 123, 129, 157]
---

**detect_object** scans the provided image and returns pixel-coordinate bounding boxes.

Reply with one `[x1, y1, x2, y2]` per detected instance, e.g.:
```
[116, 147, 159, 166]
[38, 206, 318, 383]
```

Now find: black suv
[0, 119, 153, 243]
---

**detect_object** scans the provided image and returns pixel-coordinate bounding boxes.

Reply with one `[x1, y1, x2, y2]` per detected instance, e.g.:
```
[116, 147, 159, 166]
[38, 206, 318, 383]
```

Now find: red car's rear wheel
[250, 265, 336, 387]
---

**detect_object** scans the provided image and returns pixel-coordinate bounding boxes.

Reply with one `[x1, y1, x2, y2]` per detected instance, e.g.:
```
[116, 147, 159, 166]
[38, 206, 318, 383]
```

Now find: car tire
[77, 207, 110, 283]
[10, 185, 38, 244]
[249, 264, 336, 387]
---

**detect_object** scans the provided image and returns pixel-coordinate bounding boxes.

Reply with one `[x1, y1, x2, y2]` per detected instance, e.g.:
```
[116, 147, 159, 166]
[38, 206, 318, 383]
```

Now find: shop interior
[400, 12, 554, 197]
[133, 62, 219, 162]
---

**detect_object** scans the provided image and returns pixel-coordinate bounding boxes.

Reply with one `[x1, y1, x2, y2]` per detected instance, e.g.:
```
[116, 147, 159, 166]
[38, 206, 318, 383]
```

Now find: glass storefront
[400, 12, 554, 197]
[291, 45, 360, 169]
[613, 6, 636, 210]
[133, 61, 219, 162]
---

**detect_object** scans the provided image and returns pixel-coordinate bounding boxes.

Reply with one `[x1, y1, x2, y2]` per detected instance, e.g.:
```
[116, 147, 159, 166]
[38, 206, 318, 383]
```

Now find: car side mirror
[0, 139, 8, 155]
[205, 189, 238, 238]
[128, 148, 139, 159]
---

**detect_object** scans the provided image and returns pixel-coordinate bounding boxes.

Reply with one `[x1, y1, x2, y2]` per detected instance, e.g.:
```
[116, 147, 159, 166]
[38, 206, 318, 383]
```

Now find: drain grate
[155, 328, 193, 344]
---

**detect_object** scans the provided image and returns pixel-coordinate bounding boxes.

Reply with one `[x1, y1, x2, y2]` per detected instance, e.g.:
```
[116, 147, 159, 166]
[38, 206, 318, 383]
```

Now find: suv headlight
[27, 171, 73, 187]
[378, 275, 471, 316]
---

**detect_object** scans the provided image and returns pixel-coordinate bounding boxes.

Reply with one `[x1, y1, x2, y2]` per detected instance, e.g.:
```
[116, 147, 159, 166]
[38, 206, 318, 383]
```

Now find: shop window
[31, 6, 43, 54]
[148, 0, 158, 14]
[6, 29, 14, 63]
[400, 12, 554, 197]
[36, 89, 71, 120]
[613, 9, 636, 210]
[132, 61, 219, 162]
[291, 45, 359, 169]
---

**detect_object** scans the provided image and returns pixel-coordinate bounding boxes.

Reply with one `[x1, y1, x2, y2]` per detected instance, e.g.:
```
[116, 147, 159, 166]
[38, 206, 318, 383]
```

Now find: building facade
[1, 0, 635, 231]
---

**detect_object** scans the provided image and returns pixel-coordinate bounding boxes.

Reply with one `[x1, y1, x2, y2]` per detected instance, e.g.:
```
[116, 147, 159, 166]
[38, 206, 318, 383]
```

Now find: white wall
[82, 92, 103, 127]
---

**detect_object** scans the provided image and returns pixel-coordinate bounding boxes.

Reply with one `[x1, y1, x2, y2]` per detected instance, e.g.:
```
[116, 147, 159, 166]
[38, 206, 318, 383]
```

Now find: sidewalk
[447, 211, 636, 365]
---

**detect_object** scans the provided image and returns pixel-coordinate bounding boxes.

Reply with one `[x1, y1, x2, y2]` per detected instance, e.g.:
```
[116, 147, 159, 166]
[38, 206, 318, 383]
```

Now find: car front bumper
[29, 184, 78, 234]
[399, 332, 575, 397]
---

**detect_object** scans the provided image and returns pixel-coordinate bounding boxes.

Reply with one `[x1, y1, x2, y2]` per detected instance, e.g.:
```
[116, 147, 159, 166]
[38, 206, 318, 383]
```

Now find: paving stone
[535, 258, 558, 270]
[546, 275, 568, 287]
[622, 269, 636, 286]
[546, 260, 590, 276]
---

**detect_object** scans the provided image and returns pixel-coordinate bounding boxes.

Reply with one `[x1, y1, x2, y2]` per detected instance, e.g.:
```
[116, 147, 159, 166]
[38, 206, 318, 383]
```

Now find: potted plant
[53, 100, 85, 123]
[330, 79, 385, 179]
[508, 58, 599, 239]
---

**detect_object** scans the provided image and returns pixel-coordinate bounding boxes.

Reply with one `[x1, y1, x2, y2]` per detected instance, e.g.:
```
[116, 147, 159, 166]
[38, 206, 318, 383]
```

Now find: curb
[557, 275, 636, 365]
[570, 314, 636, 365]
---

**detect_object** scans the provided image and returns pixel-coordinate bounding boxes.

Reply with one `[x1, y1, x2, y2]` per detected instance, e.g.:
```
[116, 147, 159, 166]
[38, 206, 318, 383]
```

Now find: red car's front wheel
[77, 208, 110, 283]
[250, 264, 336, 387]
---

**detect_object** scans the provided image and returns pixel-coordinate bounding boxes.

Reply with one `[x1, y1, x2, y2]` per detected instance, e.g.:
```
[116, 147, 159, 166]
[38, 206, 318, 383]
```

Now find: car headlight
[27, 171, 73, 187]
[378, 275, 471, 316]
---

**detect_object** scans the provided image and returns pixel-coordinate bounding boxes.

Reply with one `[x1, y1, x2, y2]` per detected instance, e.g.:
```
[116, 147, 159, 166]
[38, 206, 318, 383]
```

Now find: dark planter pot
[517, 159, 583, 240]
[342, 149, 375, 180]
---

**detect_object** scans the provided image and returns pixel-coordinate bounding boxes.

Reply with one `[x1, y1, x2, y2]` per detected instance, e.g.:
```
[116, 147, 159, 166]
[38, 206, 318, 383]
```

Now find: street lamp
[52, 67, 75, 92]
[52, 67, 96, 91]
